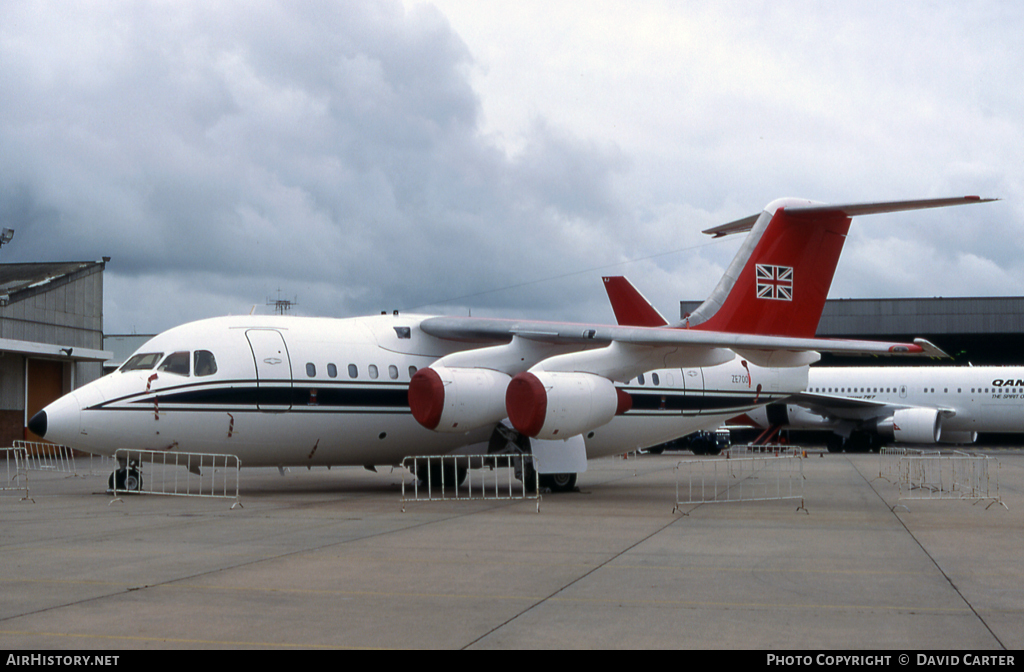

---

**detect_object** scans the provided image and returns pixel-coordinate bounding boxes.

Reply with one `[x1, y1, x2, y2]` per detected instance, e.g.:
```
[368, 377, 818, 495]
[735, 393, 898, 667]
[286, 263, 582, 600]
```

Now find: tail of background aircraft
[605, 196, 994, 338]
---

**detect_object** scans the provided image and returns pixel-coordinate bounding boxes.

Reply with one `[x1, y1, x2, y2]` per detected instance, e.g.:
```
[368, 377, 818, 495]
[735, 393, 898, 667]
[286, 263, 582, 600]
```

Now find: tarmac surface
[1, 449, 1022, 650]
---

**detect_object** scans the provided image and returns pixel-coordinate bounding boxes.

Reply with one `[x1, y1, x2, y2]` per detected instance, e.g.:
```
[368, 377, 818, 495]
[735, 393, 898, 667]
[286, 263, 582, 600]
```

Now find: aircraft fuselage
[37, 313, 804, 467]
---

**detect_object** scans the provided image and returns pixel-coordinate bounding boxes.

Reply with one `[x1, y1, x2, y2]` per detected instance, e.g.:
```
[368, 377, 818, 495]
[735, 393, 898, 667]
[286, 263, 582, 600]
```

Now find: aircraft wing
[782, 390, 957, 421]
[419, 316, 948, 364]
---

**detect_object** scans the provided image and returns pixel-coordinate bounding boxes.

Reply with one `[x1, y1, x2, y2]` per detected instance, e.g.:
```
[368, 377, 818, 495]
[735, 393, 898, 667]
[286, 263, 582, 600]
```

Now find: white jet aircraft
[29, 196, 993, 490]
[743, 366, 1024, 452]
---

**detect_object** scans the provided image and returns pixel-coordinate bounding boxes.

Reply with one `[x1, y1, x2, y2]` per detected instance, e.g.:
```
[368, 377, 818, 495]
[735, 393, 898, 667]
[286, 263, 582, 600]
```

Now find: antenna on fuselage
[267, 289, 298, 315]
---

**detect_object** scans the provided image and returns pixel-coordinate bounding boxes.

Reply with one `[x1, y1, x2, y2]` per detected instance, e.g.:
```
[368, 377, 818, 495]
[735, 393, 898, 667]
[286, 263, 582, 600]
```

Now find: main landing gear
[409, 459, 467, 491]
[489, 424, 580, 494]
[826, 431, 883, 454]
[539, 472, 578, 493]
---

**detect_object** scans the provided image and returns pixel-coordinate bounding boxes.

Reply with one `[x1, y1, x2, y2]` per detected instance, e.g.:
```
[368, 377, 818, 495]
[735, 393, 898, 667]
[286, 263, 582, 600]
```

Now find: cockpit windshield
[120, 352, 163, 372]
[120, 350, 218, 377]
[157, 351, 190, 376]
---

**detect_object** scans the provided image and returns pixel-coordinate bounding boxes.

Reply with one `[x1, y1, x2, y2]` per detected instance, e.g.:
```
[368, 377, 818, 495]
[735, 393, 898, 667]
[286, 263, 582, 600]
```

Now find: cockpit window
[194, 350, 218, 377]
[121, 352, 163, 372]
[158, 351, 191, 376]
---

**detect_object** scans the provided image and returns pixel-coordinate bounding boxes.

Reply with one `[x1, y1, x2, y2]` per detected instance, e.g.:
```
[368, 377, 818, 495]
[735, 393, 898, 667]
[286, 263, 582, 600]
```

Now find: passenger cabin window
[306, 363, 316, 378]
[121, 352, 163, 372]
[348, 364, 359, 379]
[389, 365, 398, 380]
[158, 352, 190, 376]
[369, 364, 379, 379]
[194, 351, 217, 377]
[327, 363, 338, 378]
[408, 366, 417, 378]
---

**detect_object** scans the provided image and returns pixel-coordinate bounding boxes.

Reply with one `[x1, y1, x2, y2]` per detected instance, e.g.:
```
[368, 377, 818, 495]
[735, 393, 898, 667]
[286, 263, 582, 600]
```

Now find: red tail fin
[603, 196, 994, 339]
[687, 200, 851, 338]
[687, 196, 997, 338]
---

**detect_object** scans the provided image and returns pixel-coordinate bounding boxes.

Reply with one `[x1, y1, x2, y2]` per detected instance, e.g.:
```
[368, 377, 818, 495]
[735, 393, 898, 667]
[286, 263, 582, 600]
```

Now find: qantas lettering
[992, 379, 1024, 387]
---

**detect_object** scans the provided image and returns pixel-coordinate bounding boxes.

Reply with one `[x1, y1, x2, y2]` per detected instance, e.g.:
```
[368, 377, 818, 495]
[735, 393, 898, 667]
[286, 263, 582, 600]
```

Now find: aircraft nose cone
[28, 410, 47, 438]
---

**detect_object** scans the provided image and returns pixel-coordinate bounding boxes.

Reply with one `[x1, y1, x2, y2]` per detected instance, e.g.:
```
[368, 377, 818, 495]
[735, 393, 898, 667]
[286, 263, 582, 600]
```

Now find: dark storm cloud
[0, 1, 634, 331]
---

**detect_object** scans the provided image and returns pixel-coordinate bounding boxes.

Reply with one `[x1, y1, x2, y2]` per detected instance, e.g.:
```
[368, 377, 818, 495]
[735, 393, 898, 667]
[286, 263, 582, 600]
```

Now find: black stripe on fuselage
[91, 381, 783, 417]
[91, 380, 410, 413]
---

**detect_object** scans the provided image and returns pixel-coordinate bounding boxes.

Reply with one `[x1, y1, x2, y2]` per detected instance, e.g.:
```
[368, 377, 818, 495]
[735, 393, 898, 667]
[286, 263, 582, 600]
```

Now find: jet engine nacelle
[505, 371, 632, 440]
[408, 366, 511, 433]
[878, 408, 941, 443]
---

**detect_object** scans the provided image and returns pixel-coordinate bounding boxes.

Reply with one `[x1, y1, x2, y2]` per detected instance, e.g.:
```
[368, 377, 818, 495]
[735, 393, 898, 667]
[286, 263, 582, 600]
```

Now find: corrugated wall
[0, 266, 104, 349]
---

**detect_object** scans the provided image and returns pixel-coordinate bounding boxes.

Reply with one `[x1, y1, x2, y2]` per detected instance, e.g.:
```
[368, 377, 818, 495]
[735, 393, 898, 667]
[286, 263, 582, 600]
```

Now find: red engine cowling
[408, 366, 511, 433]
[505, 371, 632, 440]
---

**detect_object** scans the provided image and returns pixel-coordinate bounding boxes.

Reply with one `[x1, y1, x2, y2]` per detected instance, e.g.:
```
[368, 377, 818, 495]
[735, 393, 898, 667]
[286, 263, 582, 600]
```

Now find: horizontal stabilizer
[702, 196, 997, 238]
[686, 195, 997, 338]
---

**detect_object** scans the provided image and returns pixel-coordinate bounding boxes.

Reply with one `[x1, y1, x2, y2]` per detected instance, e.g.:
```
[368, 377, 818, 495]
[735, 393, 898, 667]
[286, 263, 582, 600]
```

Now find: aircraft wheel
[125, 467, 143, 491]
[108, 467, 143, 493]
[539, 473, 578, 493]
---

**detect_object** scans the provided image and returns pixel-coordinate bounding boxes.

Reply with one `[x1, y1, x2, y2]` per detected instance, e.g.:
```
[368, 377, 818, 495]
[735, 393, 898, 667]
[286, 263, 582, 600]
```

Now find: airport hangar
[0, 261, 111, 447]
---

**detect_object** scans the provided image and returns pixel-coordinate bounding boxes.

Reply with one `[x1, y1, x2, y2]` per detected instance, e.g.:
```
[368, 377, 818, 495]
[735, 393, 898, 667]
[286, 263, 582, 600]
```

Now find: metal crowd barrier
[400, 454, 541, 512]
[14, 440, 79, 475]
[896, 452, 1006, 510]
[1, 447, 31, 502]
[877, 447, 940, 482]
[673, 454, 806, 514]
[735, 443, 800, 455]
[110, 448, 242, 508]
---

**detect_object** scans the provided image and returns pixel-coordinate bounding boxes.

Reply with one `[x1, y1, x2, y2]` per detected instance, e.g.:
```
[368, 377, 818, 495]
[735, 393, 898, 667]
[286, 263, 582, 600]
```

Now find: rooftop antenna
[266, 290, 298, 315]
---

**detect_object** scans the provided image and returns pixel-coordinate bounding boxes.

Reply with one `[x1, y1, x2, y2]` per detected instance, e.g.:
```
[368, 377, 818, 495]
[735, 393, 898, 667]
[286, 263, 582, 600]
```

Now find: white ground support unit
[673, 454, 806, 514]
[1, 446, 31, 502]
[109, 448, 242, 508]
[400, 454, 541, 512]
[895, 451, 1006, 510]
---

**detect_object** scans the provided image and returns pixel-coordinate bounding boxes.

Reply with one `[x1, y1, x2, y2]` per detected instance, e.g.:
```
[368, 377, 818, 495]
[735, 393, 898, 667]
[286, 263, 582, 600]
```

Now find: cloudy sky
[1, 1, 1021, 334]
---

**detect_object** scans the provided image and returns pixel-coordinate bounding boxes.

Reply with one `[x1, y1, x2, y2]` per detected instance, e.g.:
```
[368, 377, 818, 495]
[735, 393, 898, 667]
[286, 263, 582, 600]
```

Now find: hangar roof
[0, 260, 107, 306]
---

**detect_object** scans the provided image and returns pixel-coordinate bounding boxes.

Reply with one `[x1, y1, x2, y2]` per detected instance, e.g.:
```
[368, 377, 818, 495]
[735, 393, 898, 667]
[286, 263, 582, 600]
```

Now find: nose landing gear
[108, 459, 143, 493]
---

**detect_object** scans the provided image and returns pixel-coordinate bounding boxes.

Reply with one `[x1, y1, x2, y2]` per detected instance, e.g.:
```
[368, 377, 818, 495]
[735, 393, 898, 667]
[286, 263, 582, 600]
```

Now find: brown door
[26, 359, 64, 443]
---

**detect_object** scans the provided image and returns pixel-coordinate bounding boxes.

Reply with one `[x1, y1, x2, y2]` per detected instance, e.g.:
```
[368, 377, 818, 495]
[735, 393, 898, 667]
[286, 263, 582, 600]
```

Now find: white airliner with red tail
[30, 196, 992, 491]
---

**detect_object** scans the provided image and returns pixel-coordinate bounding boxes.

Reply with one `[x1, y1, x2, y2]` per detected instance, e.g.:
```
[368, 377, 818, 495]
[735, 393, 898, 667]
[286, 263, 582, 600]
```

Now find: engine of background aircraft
[876, 408, 942, 443]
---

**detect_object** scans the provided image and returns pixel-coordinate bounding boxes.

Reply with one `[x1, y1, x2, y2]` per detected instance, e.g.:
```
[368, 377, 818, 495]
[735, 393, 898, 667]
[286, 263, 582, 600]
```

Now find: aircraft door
[246, 329, 293, 411]
[684, 368, 705, 413]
